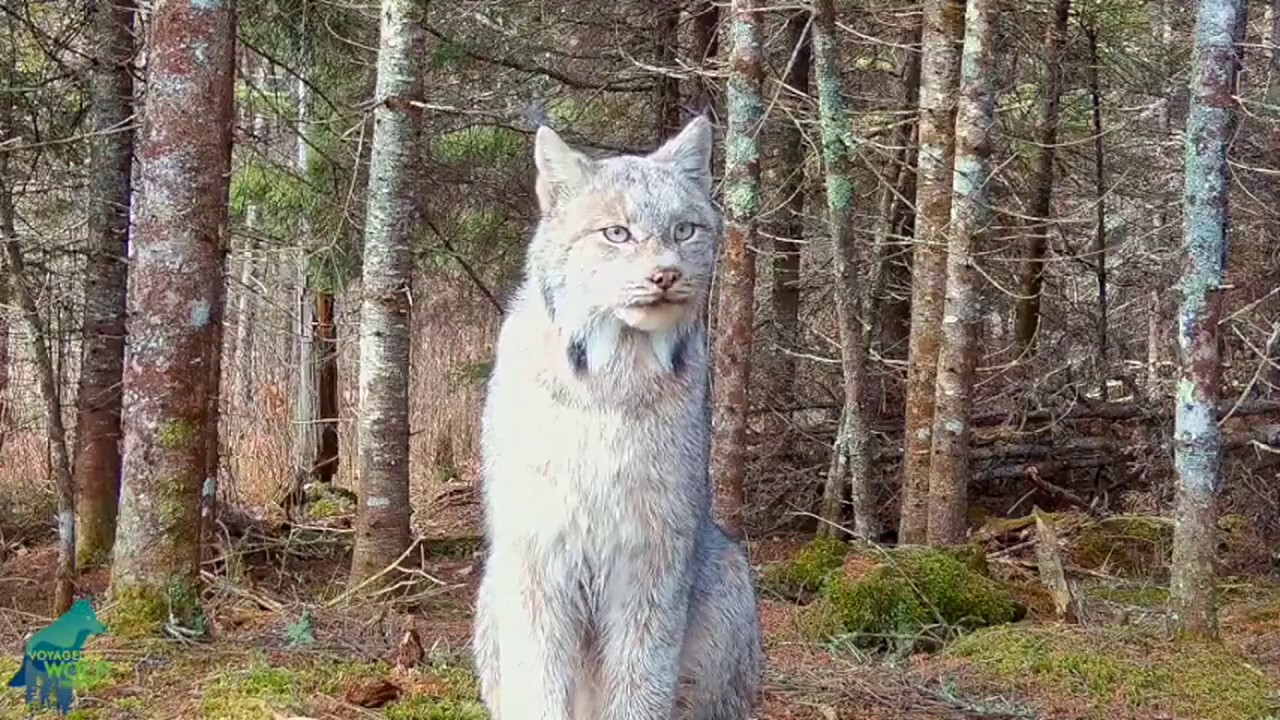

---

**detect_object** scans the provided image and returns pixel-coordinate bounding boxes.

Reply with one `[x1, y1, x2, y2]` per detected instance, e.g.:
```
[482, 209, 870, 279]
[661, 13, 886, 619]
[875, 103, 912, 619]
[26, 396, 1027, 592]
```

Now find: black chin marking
[670, 333, 689, 376]
[567, 336, 588, 375]
[540, 279, 558, 321]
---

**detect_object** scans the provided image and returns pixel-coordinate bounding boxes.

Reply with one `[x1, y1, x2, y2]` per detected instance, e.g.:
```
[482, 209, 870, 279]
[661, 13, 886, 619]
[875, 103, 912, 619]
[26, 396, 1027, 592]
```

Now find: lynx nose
[649, 267, 682, 291]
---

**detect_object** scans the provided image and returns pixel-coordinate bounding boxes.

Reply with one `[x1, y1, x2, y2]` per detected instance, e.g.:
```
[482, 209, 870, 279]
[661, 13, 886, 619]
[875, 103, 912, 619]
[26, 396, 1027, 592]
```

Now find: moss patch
[105, 587, 169, 638]
[386, 697, 487, 720]
[758, 537, 849, 600]
[384, 696, 483, 717]
[798, 546, 1022, 651]
[200, 653, 379, 718]
[948, 625, 1279, 720]
[305, 484, 356, 521]
[1085, 583, 1170, 608]
[1073, 516, 1172, 577]
[154, 419, 197, 451]
[108, 578, 204, 638]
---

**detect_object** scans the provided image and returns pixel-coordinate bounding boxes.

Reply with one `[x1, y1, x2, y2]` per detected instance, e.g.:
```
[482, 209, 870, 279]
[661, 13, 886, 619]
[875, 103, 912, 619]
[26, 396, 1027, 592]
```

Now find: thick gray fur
[473, 116, 763, 720]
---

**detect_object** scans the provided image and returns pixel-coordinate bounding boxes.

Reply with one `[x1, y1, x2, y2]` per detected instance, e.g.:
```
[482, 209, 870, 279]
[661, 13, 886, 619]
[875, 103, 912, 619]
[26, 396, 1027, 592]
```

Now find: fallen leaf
[343, 679, 401, 708]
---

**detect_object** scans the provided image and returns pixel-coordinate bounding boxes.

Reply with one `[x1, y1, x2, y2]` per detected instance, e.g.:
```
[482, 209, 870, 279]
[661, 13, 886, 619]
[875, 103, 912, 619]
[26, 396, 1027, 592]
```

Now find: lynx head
[527, 117, 719, 338]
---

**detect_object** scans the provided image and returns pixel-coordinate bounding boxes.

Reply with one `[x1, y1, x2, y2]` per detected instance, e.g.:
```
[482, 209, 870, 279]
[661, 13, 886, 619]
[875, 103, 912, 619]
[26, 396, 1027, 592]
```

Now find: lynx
[472, 116, 763, 720]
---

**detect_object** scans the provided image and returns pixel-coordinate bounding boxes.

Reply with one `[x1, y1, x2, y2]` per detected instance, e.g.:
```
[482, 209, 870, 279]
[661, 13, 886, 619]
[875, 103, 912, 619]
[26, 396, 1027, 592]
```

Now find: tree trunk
[1268, 0, 1280, 395]
[290, 74, 319, 512]
[898, 0, 964, 545]
[0, 35, 8, 455]
[654, 0, 682, 139]
[201, 237, 228, 557]
[313, 291, 339, 485]
[291, 267, 317, 496]
[2, 151, 76, 616]
[872, 18, 923, 365]
[1271, 0, 1280, 91]
[349, 0, 424, 588]
[1086, 21, 1108, 398]
[74, 0, 135, 569]
[811, 0, 876, 540]
[1169, 0, 1246, 639]
[0, 276, 8, 455]
[710, 0, 763, 540]
[1154, 0, 1178, 247]
[1013, 0, 1072, 351]
[689, 0, 720, 119]
[1146, 289, 1164, 398]
[771, 10, 810, 406]
[111, 0, 234, 630]
[926, 0, 997, 547]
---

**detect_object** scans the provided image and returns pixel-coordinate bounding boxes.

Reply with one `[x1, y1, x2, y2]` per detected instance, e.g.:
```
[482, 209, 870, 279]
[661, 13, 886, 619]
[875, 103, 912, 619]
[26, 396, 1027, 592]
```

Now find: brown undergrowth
[0, 522, 1278, 719]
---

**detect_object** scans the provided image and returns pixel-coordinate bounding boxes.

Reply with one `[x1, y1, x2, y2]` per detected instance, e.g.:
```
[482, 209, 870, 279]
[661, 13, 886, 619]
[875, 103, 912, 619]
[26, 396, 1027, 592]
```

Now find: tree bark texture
[1086, 22, 1108, 398]
[899, 0, 965, 545]
[350, 0, 424, 587]
[926, 0, 997, 547]
[1169, 0, 1245, 639]
[710, 0, 763, 540]
[111, 0, 234, 627]
[0, 275, 8, 456]
[654, 0, 682, 139]
[1269, 0, 1280, 395]
[200, 230, 228, 558]
[871, 18, 923, 365]
[811, 0, 876, 540]
[291, 75, 319, 505]
[1013, 0, 1072, 351]
[771, 10, 810, 405]
[314, 291, 339, 485]
[75, 0, 135, 568]
[689, 0, 721, 119]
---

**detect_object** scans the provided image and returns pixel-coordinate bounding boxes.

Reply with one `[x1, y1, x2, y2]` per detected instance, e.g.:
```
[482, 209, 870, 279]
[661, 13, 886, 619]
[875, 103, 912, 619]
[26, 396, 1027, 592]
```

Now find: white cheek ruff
[582, 318, 622, 373]
[564, 311, 694, 377]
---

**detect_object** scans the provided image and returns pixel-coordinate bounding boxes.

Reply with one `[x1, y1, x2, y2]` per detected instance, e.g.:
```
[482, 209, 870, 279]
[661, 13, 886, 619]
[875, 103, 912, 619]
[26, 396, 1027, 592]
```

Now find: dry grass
[1, 274, 499, 540]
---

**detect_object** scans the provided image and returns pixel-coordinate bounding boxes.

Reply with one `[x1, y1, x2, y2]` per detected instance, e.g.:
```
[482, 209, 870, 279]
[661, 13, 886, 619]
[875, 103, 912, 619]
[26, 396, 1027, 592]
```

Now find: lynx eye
[673, 221, 696, 242]
[602, 225, 633, 244]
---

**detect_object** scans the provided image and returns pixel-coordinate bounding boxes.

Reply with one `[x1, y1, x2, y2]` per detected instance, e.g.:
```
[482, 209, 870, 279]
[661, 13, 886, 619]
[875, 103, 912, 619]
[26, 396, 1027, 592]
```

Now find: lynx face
[530, 118, 720, 334]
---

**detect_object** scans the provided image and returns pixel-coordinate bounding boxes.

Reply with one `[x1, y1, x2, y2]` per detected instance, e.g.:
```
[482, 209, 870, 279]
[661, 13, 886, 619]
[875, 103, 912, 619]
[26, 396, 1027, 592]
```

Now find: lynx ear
[534, 126, 592, 213]
[650, 116, 713, 192]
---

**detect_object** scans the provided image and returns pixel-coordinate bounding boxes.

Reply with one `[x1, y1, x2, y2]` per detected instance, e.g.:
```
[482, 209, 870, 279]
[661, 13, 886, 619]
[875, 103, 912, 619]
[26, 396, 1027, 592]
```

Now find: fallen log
[980, 456, 1117, 481]
[872, 436, 1121, 465]
[971, 400, 1280, 428]
[765, 399, 1280, 427]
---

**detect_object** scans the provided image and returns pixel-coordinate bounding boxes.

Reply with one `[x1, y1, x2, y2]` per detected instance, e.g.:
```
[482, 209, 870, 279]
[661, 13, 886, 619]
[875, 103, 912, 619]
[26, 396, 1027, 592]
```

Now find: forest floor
[0, 519, 1278, 720]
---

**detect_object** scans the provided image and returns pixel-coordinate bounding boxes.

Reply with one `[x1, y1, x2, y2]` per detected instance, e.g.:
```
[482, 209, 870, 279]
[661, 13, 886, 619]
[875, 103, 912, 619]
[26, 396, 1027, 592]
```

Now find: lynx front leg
[598, 560, 691, 720]
[477, 548, 581, 720]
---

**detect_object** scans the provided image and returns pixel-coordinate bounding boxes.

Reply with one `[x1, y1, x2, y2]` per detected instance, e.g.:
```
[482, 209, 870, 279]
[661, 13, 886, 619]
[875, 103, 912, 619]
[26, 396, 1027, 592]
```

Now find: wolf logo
[6, 599, 108, 713]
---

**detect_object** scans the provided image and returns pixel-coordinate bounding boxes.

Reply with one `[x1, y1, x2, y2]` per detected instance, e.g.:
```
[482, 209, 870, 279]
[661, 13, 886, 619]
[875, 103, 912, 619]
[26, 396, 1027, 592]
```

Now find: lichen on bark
[349, 0, 424, 588]
[710, 0, 764, 539]
[109, 0, 235, 632]
[1169, 0, 1246, 639]
[75, 0, 135, 568]
[812, 0, 877, 540]
[899, 0, 965, 545]
[926, 0, 997, 547]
